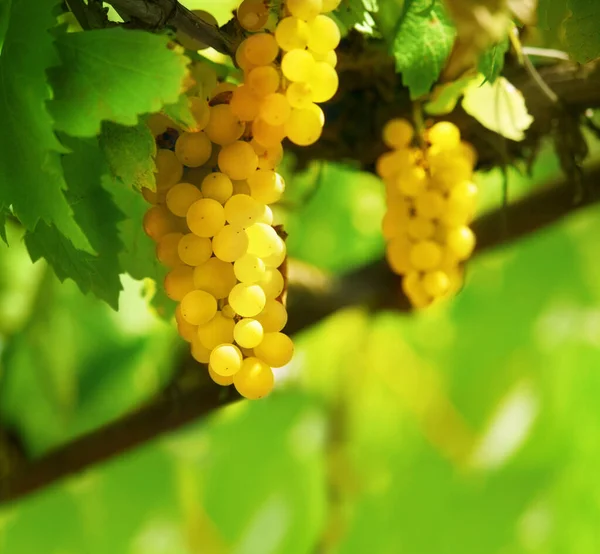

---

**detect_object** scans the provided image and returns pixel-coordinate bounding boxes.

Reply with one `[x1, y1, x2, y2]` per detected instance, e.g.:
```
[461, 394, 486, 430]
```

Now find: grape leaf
[99, 121, 157, 192]
[424, 74, 477, 115]
[0, 0, 11, 53]
[537, 0, 568, 31]
[392, 0, 456, 99]
[26, 137, 125, 309]
[564, 0, 600, 63]
[48, 27, 190, 137]
[0, 0, 91, 250]
[478, 37, 509, 83]
[0, 206, 7, 244]
[161, 94, 196, 129]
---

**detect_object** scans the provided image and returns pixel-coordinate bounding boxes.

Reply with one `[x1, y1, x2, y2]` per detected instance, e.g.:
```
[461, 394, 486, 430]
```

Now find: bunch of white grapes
[232, 0, 341, 146]
[377, 119, 478, 308]
[142, 61, 293, 400]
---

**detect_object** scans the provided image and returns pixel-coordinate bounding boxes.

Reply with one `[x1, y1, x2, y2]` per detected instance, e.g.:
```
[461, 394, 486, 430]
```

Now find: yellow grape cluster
[233, 0, 341, 146]
[142, 62, 294, 400]
[377, 120, 478, 308]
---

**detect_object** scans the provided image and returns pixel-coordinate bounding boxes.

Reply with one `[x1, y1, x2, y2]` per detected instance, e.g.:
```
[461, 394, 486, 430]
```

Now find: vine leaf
[425, 74, 477, 115]
[48, 27, 190, 137]
[564, 0, 600, 63]
[162, 94, 196, 130]
[99, 121, 157, 192]
[0, 0, 91, 251]
[462, 75, 534, 141]
[392, 0, 456, 99]
[478, 37, 510, 83]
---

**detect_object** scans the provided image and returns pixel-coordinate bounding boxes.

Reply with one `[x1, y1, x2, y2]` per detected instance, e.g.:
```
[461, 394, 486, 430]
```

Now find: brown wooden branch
[2, 165, 600, 505]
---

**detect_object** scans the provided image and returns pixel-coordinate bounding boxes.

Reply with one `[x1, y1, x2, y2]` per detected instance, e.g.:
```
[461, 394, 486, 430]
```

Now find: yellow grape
[177, 233, 212, 266]
[208, 366, 234, 386]
[382, 118, 414, 149]
[281, 50, 315, 82]
[175, 131, 212, 167]
[375, 148, 414, 180]
[222, 304, 236, 319]
[257, 204, 274, 225]
[224, 194, 264, 228]
[245, 33, 279, 66]
[236, 0, 269, 31]
[146, 113, 171, 137]
[246, 222, 282, 258]
[186, 198, 226, 238]
[284, 107, 322, 146]
[191, 338, 211, 363]
[188, 96, 211, 131]
[235, 39, 256, 73]
[212, 225, 249, 262]
[189, 62, 217, 99]
[180, 289, 217, 325]
[259, 93, 292, 126]
[233, 357, 274, 399]
[155, 149, 184, 192]
[310, 49, 337, 67]
[396, 166, 427, 197]
[141, 186, 162, 205]
[247, 169, 285, 204]
[246, 65, 280, 97]
[230, 85, 261, 122]
[307, 102, 325, 126]
[422, 270, 450, 297]
[428, 121, 461, 149]
[275, 17, 310, 51]
[446, 226, 475, 260]
[197, 311, 235, 350]
[252, 118, 286, 148]
[261, 240, 286, 268]
[415, 189, 445, 219]
[164, 265, 195, 301]
[210, 82, 238, 99]
[156, 232, 183, 267]
[402, 271, 431, 308]
[193, 257, 237, 299]
[306, 15, 341, 54]
[166, 182, 203, 217]
[201, 172, 233, 204]
[286, 82, 313, 109]
[232, 180, 251, 195]
[204, 104, 245, 146]
[386, 236, 411, 275]
[255, 300, 288, 332]
[234, 253, 266, 283]
[229, 283, 266, 317]
[409, 240, 443, 271]
[233, 318, 264, 348]
[254, 332, 294, 367]
[251, 139, 284, 170]
[218, 141, 259, 181]
[210, 343, 243, 376]
[259, 267, 284, 299]
[175, 304, 198, 343]
[407, 216, 435, 241]
[143, 205, 183, 241]
[287, 0, 322, 20]
[310, 62, 338, 102]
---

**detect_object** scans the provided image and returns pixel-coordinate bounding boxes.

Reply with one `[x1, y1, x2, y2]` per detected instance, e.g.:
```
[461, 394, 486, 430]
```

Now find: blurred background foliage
[2, 1, 600, 553]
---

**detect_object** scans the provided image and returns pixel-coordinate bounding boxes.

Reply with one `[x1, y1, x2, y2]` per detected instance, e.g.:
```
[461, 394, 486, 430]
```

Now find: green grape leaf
[537, 0, 568, 31]
[462, 75, 534, 141]
[478, 37, 509, 83]
[48, 27, 190, 137]
[0, 206, 7, 244]
[0, 0, 91, 251]
[564, 0, 600, 63]
[0, 0, 11, 53]
[372, 0, 407, 44]
[161, 94, 196, 129]
[392, 0, 456, 99]
[25, 137, 125, 309]
[424, 74, 477, 115]
[99, 121, 157, 192]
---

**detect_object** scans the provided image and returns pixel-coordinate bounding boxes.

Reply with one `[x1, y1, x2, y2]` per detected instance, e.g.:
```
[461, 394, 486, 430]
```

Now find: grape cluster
[233, 0, 341, 146]
[142, 62, 293, 400]
[377, 120, 478, 308]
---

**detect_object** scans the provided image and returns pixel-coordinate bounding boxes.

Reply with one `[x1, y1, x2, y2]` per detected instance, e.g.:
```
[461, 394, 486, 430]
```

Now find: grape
[175, 304, 198, 342]
[422, 270, 450, 297]
[188, 96, 211, 131]
[197, 311, 235, 350]
[310, 62, 339, 102]
[234, 318, 264, 348]
[446, 226, 475, 260]
[382, 118, 414, 149]
[246, 222, 281, 257]
[251, 139, 284, 170]
[208, 366, 234, 386]
[212, 225, 249, 262]
[155, 149, 184, 192]
[321, 0, 342, 11]
[180, 289, 218, 325]
[409, 240, 443, 271]
[201, 172, 233, 204]
[385, 236, 411, 275]
[141, 186, 162, 205]
[261, 240, 286, 268]
[381, 207, 409, 240]
[156, 232, 183, 267]
[415, 189, 445, 219]
[284, 108, 322, 146]
[287, 0, 322, 20]
[229, 283, 266, 317]
[237, 0, 269, 31]
[233, 357, 274, 399]
[246, 65, 280, 97]
[458, 141, 478, 168]
[247, 170, 285, 204]
[222, 304, 236, 319]
[204, 104, 244, 146]
[211, 82, 239, 99]
[252, 118, 286, 147]
[306, 15, 341, 54]
[164, 265, 195, 301]
[430, 158, 472, 190]
[310, 49, 337, 67]
[286, 82, 313, 109]
[235, 39, 255, 73]
[259, 93, 292, 126]
[254, 332, 294, 367]
[407, 216, 435, 241]
[224, 194, 264, 229]
[275, 17, 310, 51]
[375, 148, 413, 180]
[191, 338, 211, 363]
[402, 271, 431, 308]
[175, 131, 212, 167]
[230, 85, 261, 122]
[307, 102, 325, 126]
[232, 180, 251, 195]
[245, 33, 279, 66]
[143, 205, 183, 241]
[259, 267, 284, 299]
[146, 113, 176, 136]
[193, 257, 237, 299]
[257, 204, 274, 225]
[255, 300, 288, 332]
[177, 233, 212, 266]
[186, 198, 226, 238]
[396, 166, 427, 197]
[218, 141, 259, 181]
[189, 62, 218, 99]
[166, 182, 203, 217]
[281, 50, 316, 83]
[234, 253, 266, 283]
[428, 121, 461, 149]
[210, 343, 243, 376]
